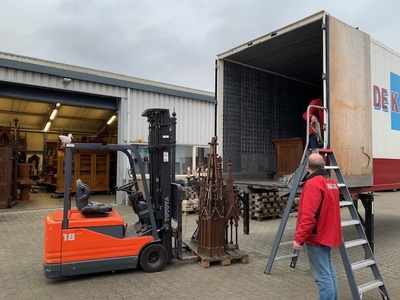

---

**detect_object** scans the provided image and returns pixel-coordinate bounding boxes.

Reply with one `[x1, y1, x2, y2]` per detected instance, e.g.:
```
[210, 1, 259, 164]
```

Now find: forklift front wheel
[139, 243, 168, 272]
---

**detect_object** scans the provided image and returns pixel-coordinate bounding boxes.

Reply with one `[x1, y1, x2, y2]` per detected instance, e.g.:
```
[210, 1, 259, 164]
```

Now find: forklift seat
[128, 191, 150, 220]
[75, 179, 112, 216]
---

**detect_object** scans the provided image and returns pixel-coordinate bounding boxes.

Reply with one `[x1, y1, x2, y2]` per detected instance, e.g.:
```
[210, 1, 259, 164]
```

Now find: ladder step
[358, 279, 384, 295]
[275, 253, 298, 261]
[279, 240, 294, 247]
[324, 166, 339, 169]
[345, 238, 368, 248]
[340, 201, 353, 207]
[341, 220, 360, 227]
[337, 183, 346, 188]
[317, 148, 333, 154]
[352, 259, 376, 271]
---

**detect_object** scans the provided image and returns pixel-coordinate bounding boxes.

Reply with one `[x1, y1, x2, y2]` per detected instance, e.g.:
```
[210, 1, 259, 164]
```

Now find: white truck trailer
[215, 11, 400, 243]
[216, 10, 400, 192]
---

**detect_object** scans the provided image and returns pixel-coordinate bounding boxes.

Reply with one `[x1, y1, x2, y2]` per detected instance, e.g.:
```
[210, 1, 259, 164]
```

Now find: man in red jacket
[293, 153, 342, 300]
[303, 98, 324, 149]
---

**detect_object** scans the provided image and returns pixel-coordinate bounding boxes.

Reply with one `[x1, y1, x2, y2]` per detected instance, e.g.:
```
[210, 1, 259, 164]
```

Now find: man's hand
[293, 240, 303, 251]
[311, 115, 317, 123]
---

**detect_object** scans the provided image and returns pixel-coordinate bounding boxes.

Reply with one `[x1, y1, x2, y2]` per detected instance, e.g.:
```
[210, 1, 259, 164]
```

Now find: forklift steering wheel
[116, 181, 137, 192]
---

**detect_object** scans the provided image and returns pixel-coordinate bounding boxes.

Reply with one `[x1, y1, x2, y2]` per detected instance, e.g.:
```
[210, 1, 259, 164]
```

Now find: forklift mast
[142, 108, 181, 260]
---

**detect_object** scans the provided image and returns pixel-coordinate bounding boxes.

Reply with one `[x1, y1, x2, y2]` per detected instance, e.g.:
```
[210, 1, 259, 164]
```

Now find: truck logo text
[373, 72, 400, 130]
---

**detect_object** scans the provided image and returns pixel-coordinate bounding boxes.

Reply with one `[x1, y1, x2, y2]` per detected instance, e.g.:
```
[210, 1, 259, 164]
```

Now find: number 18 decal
[63, 233, 76, 241]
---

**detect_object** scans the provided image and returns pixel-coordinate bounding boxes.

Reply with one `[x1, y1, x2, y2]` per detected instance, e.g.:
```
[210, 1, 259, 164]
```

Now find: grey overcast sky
[1, 0, 399, 92]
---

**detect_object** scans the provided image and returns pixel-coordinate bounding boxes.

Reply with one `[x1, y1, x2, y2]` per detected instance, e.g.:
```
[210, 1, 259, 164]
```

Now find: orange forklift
[43, 108, 182, 279]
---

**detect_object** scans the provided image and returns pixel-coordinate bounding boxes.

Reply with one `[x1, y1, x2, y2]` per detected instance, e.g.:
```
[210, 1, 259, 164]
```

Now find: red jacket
[295, 172, 343, 247]
[303, 98, 324, 135]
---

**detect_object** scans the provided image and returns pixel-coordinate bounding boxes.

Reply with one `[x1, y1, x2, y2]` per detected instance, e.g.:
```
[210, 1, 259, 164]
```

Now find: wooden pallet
[183, 241, 249, 268]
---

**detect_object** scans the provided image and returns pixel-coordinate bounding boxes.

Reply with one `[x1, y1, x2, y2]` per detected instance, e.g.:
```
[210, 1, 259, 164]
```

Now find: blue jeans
[309, 134, 323, 149]
[306, 244, 338, 300]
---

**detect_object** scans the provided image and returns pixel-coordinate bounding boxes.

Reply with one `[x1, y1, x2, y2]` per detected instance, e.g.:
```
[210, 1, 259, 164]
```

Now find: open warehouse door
[0, 82, 119, 205]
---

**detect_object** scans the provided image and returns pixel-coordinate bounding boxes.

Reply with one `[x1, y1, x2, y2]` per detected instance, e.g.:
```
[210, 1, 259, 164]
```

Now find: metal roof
[0, 51, 214, 135]
[0, 52, 214, 102]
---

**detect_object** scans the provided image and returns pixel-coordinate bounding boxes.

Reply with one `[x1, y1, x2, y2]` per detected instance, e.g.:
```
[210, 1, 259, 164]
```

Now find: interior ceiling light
[49, 103, 61, 120]
[49, 109, 58, 120]
[43, 121, 51, 132]
[107, 115, 117, 125]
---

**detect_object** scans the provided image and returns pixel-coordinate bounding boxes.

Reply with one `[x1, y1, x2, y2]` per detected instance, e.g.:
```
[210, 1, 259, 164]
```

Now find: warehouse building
[0, 52, 215, 205]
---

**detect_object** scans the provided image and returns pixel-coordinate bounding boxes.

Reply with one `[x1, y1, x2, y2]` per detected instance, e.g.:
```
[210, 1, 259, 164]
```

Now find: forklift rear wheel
[139, 243, 168, 272]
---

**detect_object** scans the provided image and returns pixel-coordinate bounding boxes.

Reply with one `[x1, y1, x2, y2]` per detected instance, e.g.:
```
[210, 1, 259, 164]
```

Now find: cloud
[1, 0, 400, 92]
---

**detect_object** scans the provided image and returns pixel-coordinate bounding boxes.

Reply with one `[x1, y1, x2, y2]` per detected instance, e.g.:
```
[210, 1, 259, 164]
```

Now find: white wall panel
[126, 89, 215, 146]
[370, 40, 400, 158]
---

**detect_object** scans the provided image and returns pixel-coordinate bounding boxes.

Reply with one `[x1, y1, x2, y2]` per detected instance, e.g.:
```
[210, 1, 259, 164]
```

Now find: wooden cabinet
[56, 150, 74, 192]
[56, 150, 110, 193]
[93, 153, 109, 191]
[77, 153, 91, 186]
[0, 147, 18, 207]
[272, 137, 304, 180]
[44, 141, 58, 186]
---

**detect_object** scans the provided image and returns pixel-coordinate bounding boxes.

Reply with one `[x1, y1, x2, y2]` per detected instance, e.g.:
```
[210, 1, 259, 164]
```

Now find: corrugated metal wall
[126, 89, 215, 146]
[0, 67, 128, 98]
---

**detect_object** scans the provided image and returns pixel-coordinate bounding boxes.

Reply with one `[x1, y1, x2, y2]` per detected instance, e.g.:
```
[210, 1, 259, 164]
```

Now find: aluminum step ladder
[264, 148, 389, 300]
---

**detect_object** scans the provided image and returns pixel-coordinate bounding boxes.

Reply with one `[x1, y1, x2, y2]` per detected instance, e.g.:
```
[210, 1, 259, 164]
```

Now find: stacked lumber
[182, 199, 199, 214]
[249, 191, 298, 221]
[180, 186, 200, 214]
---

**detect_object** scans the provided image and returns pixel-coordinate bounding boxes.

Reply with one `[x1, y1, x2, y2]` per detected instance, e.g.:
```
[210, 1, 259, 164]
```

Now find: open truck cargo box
[216, 10, 400, 190]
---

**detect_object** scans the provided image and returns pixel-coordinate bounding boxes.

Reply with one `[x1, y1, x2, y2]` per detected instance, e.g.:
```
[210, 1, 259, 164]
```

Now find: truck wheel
[139, 243, 168, 272]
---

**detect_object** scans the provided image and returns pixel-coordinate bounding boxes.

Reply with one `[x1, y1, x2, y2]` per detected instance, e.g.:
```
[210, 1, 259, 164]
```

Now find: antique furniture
[272, 137, 304, 180]
[56, 150, 110, 193]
